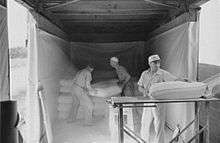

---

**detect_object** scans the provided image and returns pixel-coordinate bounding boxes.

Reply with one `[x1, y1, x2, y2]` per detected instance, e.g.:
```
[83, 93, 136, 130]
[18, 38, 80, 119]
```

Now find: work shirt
[115, 65, 131, 83]
[73, 68, 92, 90]
[138, 68, 178, 94]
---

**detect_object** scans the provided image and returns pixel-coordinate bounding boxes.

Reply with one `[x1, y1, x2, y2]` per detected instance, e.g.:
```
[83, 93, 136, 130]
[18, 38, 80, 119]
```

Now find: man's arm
[175, 77, 192, 82]
[137, 72, 148, 96]
[138, 85, 148, 97]
[85, 72, 94, 91]
[121, 74, 131, 87]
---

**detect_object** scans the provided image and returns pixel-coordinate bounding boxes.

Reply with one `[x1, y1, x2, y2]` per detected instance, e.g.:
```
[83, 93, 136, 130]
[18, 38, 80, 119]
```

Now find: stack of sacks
[92, 97, 108, 117]
[202, 73, 220, 96]
[58, 79, 83, 120]
[59, 79, 74, 93]
[149, 81, 208, 99]
[57, 92, 73, 120]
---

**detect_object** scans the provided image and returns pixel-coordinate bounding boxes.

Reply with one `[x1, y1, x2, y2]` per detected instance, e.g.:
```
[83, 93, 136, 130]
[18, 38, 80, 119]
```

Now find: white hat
[148, 55, 160, 63]
[110, 57, 119, 63]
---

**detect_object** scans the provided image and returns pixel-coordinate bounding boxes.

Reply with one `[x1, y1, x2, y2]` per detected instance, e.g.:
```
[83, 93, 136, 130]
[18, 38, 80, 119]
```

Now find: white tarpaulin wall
[0, 5, 9, 101]
[26, 12, 77, 143]
[26, 12, 40, 143]
[146, 22, 199, 140]
[37, 29, 76, 124]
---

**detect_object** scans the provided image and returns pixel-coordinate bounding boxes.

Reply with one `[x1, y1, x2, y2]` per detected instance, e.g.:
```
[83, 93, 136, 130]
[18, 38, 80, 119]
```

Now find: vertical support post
[118, 104, 124, 143]
[195, 101, 200, 143]
[205, 102, 210, 143]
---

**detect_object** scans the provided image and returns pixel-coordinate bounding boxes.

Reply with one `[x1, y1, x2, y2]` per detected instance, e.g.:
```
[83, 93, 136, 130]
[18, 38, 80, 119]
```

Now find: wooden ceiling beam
[15, 0, 35, 9]
[58, 14, 166, 21]
[46, 0, 81, 10]
[189, 0, 210, 8]
[64, 26, 152, 33]
[45, 1, 171, 11]
[34, 0, 66, 31]
[55, 12, 165, 16]
[62, 19, 159, 23]
[143, 0, 182, 10]
[52, 9, 169, 14]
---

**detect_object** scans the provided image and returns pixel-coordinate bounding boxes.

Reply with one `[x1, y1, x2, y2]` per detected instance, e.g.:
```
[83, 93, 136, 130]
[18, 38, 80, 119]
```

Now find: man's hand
[92, 89, 98, 94]
[117, 81, 124, 88]
[176, 78, 193, 83]
[138, 86, 148, 97]
[183, 78, 193, 83]
[144, 90, 149, 97]
[88, 88, 98, 95]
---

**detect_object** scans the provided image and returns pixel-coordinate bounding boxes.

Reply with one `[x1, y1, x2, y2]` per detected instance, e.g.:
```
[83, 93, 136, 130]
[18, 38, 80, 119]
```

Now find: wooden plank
[46, 0, 81, 10]
[63, 20, 156, 24]
[205, 102, 210, 143]
[108, 96, 220, 105]
[64, 24, 152, 33]
[190, 0, 210, 8]
[52, 9, 168, 15]
[143, 0, 181, 10]
[195, 102, 200, 143]
[46, 1, 172, 11]
[118, 106, 124, 143]
[69, 33, 147, 42]
[58, 13, 166, 21]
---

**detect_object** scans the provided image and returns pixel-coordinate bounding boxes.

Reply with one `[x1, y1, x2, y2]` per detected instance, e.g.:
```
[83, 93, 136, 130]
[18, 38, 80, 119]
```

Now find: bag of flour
[90, 80, 122, 97]
[149, 81, 207, 99]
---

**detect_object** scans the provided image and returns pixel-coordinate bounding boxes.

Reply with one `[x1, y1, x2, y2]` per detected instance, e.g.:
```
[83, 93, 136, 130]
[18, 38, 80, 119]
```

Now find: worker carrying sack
[149, 81, 207, 99]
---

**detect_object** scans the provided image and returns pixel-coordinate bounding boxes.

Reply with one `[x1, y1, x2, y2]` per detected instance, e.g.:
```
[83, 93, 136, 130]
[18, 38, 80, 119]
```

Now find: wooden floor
[53, 115, 173, 143]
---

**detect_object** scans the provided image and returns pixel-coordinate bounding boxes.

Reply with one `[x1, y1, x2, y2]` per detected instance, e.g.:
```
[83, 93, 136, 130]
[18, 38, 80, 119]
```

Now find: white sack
[149, 81, 207, 99]
[59, 79, 73, 87]
[203, 73, 220, 91]
[90, 80, 122, 97]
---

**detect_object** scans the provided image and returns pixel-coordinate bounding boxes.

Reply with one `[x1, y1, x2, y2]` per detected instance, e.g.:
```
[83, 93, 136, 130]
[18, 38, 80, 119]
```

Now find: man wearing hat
[68, 64, 97, 125]
[138, 54, 190, 143]
[110, 57, 143, 133]
[110, 57, 134, 97]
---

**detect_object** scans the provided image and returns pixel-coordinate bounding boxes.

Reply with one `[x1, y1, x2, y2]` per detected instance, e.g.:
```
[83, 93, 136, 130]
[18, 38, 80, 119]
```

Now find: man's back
[73, 68, 91, 87]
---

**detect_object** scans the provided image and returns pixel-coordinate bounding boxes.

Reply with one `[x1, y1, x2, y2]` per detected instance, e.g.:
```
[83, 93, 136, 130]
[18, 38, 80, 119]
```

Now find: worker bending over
[110, 57, 134, 97]
[67, 64, 97, 125]
[138, 55, 190, 143]
[110, 57, 143, 133]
